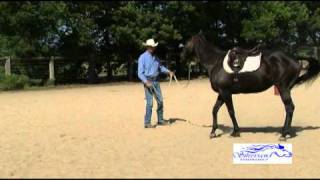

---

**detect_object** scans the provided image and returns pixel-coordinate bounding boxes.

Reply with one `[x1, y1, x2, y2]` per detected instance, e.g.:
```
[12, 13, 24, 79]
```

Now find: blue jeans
[144, 81, 164, 125]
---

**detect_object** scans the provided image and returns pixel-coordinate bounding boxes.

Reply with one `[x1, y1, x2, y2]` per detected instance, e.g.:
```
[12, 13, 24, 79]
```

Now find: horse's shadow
[165, 118, 320, 138]
[216, 124, 320, 138]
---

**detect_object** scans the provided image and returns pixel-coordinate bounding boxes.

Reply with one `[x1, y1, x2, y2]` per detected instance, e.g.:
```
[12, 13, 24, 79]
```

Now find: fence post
[5, 56, 11, 76]
[314, 47, 318, 60]
[49, 56, 55, 82]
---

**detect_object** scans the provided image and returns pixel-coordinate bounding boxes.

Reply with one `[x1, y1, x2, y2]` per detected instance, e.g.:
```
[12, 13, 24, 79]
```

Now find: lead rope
[186, 121, 211, 128]
[169, 63, 192, 88]
[169, 74, 180, 86]
[167, 64, 210, 128]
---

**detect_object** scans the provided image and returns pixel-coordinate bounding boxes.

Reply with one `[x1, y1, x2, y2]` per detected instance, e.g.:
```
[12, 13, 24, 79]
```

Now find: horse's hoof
[279, 133, 291, 141]
[230, 131, 240, 137]
[210, 133, 218, 139]
[289, 131, 297, 138]
[279, 136, 287, 141]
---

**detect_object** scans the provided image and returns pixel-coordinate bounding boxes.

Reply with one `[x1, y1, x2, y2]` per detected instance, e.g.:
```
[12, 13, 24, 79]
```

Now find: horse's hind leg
[278, 88, 295, 140]
[221, 93, 240, 137]
[210, 95, 224, 138]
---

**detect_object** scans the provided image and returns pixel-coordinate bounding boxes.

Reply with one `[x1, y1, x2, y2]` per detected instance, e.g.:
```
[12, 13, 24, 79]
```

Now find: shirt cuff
[162, 67, 170, 74]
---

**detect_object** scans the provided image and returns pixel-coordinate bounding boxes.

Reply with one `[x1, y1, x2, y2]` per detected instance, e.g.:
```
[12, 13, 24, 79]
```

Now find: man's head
[143, 39, 158, 54]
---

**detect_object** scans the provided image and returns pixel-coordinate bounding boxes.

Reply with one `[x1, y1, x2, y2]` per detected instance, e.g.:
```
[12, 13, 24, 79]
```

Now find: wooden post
[314, 47, 318, 60]
[274, 85, 280, 96]
[5, 56, 11, 76]
[49, 56, 55, 81]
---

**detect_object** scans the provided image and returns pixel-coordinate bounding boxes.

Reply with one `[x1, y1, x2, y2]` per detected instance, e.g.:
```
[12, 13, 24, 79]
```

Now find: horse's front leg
[221, 93, 240, 137]
[278, 88, 295, 141]
[210, 95, 224, 138]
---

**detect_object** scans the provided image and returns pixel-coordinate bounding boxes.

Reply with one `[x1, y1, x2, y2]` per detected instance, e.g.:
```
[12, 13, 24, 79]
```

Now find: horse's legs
[278, 88, 295, 140]
[210, 95, 224, 138]
[221, 93, 240, 137]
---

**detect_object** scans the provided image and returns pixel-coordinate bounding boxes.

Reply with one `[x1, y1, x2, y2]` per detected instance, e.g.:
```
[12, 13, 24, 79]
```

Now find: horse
[180, 33, 320, 141]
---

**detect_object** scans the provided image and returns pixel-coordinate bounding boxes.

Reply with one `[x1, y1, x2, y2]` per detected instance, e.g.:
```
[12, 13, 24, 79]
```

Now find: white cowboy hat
[142, 38, 158, 47]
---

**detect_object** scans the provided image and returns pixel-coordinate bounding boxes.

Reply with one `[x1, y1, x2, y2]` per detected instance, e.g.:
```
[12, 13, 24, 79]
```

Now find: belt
[146, 76, 159, 81]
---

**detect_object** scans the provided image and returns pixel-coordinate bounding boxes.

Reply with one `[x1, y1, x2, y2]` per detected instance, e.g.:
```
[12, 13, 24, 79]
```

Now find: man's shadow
[164, 118, 187, 124]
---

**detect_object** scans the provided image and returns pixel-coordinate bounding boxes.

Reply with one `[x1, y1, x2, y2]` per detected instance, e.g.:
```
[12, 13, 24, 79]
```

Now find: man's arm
[159, 64, 170, 74]
[157, 57, 170, 74]
[138, 56, 147, 83]
[158, 58, 174, 77]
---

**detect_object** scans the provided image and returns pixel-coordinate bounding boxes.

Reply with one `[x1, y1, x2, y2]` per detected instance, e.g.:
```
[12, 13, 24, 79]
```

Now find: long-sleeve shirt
[137, 50, 170, 83]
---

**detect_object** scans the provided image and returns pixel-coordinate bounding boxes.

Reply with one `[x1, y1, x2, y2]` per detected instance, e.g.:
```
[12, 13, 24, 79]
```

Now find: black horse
[181, 33, 320, 140]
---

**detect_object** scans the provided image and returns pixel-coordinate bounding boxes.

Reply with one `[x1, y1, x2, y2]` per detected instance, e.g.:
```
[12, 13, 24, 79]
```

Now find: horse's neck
[195, 44, 225, 73]
[204, 64, 215, 77]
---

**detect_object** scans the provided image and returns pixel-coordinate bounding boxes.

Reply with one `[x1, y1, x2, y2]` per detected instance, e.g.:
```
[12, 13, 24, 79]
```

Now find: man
[138, 38, 174, 128]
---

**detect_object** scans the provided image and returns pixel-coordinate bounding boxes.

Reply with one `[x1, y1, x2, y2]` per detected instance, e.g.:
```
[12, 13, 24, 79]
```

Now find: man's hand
[145, 80, 153, 88]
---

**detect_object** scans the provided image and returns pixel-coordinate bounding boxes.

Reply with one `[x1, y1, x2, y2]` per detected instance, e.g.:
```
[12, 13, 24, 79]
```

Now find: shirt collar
[145, 50, 154, 57]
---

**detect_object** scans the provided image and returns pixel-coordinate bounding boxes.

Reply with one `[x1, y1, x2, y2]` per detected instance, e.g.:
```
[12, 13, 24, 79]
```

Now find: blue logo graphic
[233, 144, 292, 163]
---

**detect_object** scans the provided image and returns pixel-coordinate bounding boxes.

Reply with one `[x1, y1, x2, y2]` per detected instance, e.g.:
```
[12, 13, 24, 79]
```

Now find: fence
[1, 47, 316, 86]
[0, 56, 96, 85]
[0, 55, 196, 86]
[0, 56, 174, 85]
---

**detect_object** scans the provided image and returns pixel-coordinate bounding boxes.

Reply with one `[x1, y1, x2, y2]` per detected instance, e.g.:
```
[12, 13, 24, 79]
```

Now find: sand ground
[0, 78, 320, 178]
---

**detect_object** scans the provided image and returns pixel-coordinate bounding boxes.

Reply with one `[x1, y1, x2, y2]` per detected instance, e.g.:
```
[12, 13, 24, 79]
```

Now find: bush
[0, 66, 58, 91]
[0, 67, 5, 80]
[0, 67, 30, 90]
[45, 79, 55, 86]
[29, 79, 43, 86]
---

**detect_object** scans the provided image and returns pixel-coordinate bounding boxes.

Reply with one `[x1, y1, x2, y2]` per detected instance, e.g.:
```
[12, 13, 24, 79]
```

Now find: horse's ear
[198, 30, 203, 35]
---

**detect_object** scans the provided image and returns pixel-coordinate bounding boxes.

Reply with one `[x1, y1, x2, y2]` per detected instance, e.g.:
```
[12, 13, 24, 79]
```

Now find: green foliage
[241, 1, 310, 47]
[0, 1, 319, 57]
[0, 2, 69, 57]
[0, 68, 30, 90]
[0, 1, 319, 85]
[45, 79, 55, 86]
[29, 79, 43, 86]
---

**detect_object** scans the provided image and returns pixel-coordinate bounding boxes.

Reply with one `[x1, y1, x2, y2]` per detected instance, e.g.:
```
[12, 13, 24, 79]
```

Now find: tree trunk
[175, 55, 181, 77]
[88, 56, 99, 84]
[314, 47, 319, 60]
[127, 55, 134, 81]
[106, 59, 113, 81]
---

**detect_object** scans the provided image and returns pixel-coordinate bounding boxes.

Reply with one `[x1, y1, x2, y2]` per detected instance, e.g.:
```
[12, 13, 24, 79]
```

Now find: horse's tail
[294, 57, 320, 86]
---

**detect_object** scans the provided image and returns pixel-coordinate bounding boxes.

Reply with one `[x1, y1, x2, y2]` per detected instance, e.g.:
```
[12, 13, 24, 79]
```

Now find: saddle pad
[223, 50, 262, 74]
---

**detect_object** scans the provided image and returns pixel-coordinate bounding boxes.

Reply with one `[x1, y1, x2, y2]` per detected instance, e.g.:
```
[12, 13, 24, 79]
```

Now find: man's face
[147, 46, 156, 53]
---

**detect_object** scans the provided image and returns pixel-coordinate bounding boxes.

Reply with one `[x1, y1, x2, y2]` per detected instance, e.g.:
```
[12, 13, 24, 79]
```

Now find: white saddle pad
[223, 50, 262, 74]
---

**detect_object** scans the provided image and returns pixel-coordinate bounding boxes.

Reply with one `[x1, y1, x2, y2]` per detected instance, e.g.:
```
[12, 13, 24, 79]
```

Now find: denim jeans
[144, 81, 164, 125]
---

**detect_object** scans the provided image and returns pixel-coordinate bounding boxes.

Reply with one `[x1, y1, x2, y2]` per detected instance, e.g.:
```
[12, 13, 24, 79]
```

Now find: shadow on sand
[165, 118, 320, 138]
[214, 124, 320, 138]
[164, 118, 187, 124]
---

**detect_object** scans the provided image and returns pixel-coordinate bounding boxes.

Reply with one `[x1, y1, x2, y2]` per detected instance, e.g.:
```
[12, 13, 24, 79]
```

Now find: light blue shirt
[137, 51, 170, 83]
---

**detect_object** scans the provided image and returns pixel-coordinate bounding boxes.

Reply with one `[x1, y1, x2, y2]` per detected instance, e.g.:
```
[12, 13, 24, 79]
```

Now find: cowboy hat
[142, 38, 158, 47]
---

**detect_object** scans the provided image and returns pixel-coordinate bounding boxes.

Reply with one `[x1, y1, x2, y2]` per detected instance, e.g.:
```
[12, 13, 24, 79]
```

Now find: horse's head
[180, 36, 195, 63]
[180, 33, 204, 64]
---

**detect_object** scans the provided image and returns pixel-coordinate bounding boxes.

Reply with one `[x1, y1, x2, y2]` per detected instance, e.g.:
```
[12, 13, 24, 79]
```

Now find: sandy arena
[0, 78, 320, 178]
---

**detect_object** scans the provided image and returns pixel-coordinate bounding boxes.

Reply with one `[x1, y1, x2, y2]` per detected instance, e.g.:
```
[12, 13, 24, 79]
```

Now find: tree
[241, 1, 310, 52]
[0, 1, 69, 57]
[109, 1, 185, 80]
